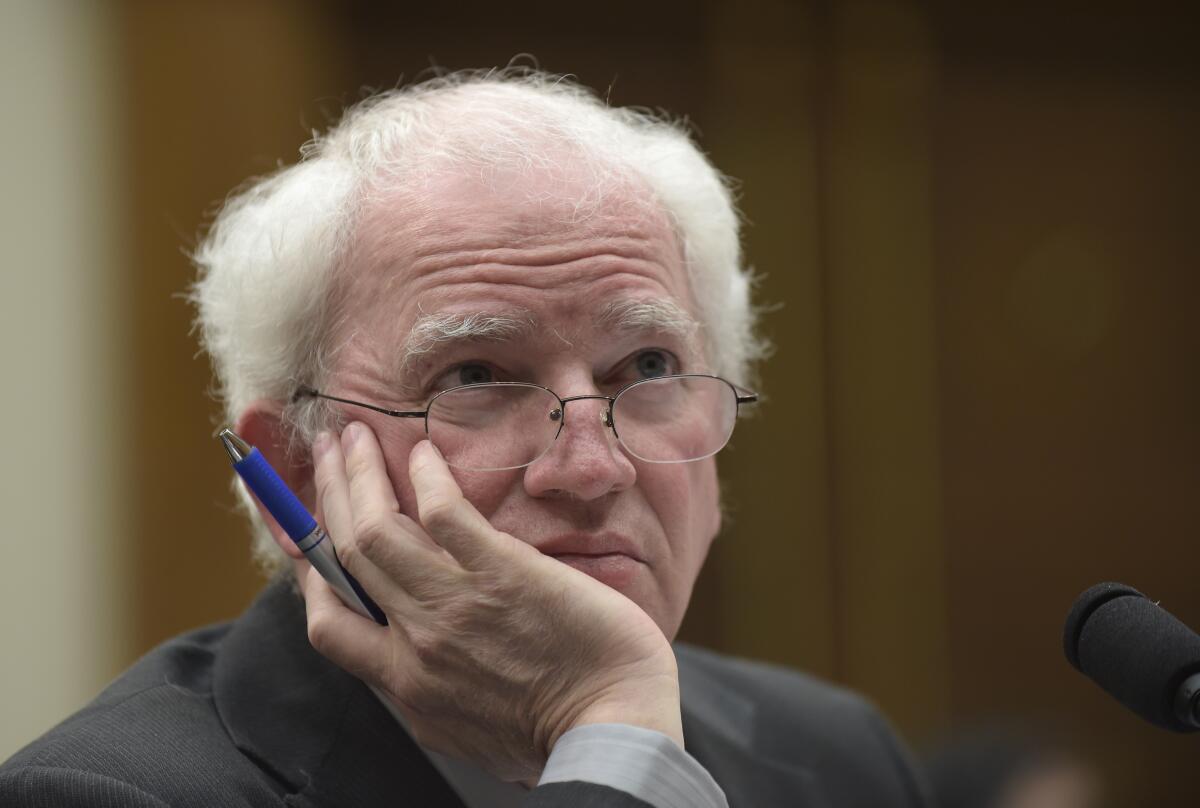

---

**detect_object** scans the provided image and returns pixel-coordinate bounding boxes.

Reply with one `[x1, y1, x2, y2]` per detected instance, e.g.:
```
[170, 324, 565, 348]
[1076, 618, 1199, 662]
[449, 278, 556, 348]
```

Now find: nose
[523, 396, 637, 501]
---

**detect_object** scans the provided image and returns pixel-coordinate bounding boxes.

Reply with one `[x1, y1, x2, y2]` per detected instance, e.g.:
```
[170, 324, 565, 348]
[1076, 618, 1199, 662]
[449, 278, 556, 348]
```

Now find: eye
[632, 349, 676, 379]
[429, 362, 497, 391]
[455, 363, 495, 386]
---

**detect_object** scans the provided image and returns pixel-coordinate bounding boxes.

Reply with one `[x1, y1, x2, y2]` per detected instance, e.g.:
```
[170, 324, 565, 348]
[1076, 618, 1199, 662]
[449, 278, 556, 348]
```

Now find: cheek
[696, 461, 721, 539]
[642, 460, 719, 638]
[683, 460, 721, 558]
[450, 467, 523, 519]
[644, 459, 720, 555]
[377, 434, 519, 521]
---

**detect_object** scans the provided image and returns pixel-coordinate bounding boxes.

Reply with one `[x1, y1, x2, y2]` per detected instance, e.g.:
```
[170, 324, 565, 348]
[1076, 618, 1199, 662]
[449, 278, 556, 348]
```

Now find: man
[0, 71, 928, 807]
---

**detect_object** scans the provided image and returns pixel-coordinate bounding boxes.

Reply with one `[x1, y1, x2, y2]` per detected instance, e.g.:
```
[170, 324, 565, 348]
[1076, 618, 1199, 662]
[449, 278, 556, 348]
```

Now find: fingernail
[312, 431, 332, 458]
[409, 440, 434, 469]
[342, 421, 363, 448]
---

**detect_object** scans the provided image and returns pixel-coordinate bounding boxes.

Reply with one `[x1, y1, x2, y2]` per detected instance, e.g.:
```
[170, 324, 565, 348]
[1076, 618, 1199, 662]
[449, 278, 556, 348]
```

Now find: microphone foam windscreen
[1064, 583, 1200, 732]
[1063, 582, 1144, 670]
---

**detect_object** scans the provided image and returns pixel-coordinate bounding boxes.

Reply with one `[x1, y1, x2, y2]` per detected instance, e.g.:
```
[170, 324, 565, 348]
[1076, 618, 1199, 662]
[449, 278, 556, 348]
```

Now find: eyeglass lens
[426, 376, 739, 471]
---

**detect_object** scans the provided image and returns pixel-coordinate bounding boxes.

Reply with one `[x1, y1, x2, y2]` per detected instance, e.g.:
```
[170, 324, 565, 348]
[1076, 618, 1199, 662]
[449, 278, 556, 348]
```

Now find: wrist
[561, 672, 684, 750]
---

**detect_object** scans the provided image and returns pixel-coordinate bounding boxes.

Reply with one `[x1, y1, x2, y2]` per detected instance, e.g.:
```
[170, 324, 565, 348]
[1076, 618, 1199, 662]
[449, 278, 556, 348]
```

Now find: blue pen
[218, 428, 387, 625]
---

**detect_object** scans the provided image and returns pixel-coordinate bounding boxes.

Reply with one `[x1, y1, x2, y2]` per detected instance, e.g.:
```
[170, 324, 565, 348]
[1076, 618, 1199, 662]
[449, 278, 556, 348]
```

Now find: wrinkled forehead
[335, 161, 695, 333]
[360, 159, 680, 266]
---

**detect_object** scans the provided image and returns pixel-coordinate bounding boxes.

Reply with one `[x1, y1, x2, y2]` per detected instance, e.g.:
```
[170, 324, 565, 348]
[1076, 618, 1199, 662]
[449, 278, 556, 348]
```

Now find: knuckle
[471, 570, 512, 609]
[420, 493, 461, 534]
[489, 531, 524, 561]
[350, 513, 391, 559]
[387, 670, 428, 713]
[408, 625, 449, 669]
[306, 612, 334, 654]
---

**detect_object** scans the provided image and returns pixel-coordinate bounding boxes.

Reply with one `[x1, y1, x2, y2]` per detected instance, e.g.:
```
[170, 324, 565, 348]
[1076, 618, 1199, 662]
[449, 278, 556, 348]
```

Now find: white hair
[190, 68, 768, 572]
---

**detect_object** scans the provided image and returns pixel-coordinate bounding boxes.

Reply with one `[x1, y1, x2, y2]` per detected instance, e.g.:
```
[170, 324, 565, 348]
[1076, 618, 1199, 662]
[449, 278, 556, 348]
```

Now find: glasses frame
[293, 373, 759, 469]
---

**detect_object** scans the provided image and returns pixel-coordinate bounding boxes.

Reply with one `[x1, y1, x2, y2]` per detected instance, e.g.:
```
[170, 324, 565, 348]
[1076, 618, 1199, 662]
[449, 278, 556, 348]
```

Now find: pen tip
[218, 428, 252, 463]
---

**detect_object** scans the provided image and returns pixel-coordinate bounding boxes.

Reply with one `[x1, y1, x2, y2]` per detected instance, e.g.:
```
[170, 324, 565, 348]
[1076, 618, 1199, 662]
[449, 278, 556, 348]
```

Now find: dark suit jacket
[0, 580, 928, 807]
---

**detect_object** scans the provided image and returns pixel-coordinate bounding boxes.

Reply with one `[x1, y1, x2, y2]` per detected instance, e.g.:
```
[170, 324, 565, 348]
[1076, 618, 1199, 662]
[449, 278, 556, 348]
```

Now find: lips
[550, 553, 642, 588]
[536, 533, 646, 589]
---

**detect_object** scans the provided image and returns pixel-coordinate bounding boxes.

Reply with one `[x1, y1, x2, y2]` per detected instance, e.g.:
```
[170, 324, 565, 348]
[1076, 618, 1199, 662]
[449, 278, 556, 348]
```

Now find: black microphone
[1063, 582, 1200, 732]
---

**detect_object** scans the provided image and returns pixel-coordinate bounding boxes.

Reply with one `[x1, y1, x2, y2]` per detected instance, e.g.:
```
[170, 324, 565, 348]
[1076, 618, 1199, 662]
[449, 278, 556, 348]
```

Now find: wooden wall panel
[932, 7, 1200, 805]
[693, 0, 837, 680]
[820, 0, 951, 744]
[120, 0, 350, 655]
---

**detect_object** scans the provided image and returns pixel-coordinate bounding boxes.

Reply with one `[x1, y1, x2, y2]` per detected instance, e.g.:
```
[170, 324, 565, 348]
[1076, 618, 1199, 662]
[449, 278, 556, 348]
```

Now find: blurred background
[1, 1, 1197, 804]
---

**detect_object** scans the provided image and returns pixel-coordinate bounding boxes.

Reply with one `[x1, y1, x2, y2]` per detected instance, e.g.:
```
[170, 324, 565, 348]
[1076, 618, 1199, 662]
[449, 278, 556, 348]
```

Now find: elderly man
[0, 72, 927, 807]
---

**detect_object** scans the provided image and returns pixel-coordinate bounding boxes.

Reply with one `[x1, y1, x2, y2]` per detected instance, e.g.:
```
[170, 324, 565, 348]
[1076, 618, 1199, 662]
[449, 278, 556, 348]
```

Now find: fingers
[313, 424, 453, 602]
[410, 440, 518, 569]
[312, 430, 354, 556]
[340, 421, 402, 519]
[299, 564, 390, 682]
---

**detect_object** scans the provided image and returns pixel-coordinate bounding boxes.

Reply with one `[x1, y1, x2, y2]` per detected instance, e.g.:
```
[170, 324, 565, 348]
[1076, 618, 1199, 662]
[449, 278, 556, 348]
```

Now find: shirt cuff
[537, 723, 728, 808]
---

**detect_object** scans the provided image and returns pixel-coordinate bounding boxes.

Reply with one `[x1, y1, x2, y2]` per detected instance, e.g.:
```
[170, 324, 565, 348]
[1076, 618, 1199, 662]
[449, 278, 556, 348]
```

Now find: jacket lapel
[678, 650, 827, 808]
[211, 580, 466, 808]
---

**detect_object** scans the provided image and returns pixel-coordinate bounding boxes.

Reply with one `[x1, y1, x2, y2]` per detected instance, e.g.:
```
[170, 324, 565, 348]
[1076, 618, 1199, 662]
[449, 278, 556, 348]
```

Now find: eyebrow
[397, 297, 700, 378]
[596, 298, 700, 340]
[399, 309, 536, 374]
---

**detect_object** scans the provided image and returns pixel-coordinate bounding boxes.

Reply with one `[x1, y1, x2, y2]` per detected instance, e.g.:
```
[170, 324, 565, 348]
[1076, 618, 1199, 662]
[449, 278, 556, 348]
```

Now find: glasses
[293, 374, 758, 472]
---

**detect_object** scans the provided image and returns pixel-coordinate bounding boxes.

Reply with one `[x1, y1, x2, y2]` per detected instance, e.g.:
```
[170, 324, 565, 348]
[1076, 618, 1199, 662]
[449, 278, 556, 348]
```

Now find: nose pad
[523, 396, 635, 500]
[552, 397, 619, 453]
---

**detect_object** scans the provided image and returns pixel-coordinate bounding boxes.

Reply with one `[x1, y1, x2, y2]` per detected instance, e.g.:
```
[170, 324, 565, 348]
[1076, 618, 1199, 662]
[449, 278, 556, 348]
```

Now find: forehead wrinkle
[409, 244, 663, 277]
[369, 177, 682, 284]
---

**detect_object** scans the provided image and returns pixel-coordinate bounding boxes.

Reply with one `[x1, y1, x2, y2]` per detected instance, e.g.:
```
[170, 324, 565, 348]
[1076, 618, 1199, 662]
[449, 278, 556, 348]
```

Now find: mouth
[536, 533, 646, 589]
[546, 552, 644, 589]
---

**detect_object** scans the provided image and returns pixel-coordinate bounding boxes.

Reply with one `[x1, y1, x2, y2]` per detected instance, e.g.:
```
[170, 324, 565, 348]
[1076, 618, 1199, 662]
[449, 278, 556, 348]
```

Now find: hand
[298, 421, 682, 782]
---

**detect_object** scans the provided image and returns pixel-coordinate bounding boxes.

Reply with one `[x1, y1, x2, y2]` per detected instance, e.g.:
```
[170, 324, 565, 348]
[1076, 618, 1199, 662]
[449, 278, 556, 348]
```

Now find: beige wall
[0, 1, 129, 760]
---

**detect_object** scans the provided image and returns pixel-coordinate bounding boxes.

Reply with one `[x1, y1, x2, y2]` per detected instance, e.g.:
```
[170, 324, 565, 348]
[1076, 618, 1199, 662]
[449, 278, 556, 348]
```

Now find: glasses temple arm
[293, 387, 426, 418]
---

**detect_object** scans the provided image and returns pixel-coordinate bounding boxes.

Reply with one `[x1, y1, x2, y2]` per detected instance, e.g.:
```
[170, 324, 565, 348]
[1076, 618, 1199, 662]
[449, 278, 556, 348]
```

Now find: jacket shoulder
[675, 642, 881, 731]
[674, 643, 931, 808]
[0, 766, 172, 808]
[0, 624, 282, 808]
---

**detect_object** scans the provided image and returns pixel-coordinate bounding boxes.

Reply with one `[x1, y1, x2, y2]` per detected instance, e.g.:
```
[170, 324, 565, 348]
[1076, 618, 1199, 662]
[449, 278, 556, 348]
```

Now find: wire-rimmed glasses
[293, 374, 758, 472]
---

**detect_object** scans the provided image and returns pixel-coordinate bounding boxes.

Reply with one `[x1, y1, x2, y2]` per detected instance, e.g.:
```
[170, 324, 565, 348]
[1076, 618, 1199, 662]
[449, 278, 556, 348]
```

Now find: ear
[233, 402, 315, 561]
